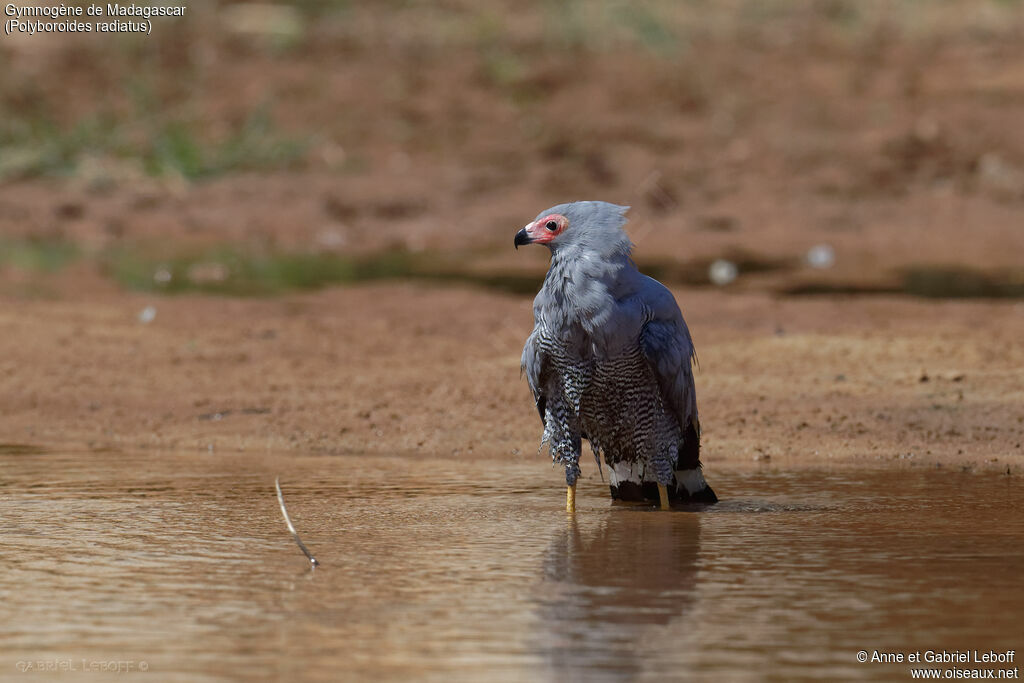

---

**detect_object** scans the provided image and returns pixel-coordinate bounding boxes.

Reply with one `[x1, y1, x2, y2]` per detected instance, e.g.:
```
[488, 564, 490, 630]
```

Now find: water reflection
[535, 511, 701, 680]
[1, 451, 1022, 682]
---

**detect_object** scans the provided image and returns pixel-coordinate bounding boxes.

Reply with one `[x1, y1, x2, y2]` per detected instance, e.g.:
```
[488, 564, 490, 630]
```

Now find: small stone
[138, 306, 157, 324]
[186, 262, 229, 285]
[153, 267, 172, 285]
[977, 152, 1024, 199]
[709, 259, 738, 286]
[806, 244, 835, 269]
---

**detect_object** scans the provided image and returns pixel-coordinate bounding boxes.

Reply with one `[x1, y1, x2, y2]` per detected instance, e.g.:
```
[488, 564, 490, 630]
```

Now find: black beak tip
[514, 228, 532, 250]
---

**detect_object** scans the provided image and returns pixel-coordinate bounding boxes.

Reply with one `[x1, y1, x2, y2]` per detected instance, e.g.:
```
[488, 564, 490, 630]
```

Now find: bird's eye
[545, 220, 558, 231]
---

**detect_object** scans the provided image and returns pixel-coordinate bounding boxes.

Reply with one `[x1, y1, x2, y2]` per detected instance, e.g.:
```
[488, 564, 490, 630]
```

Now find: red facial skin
[523, 213, 569, 245]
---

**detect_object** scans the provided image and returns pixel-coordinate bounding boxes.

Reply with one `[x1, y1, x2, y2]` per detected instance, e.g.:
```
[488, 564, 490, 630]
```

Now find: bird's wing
[636, 277, 699, 433]
[521, 328, 549, 424]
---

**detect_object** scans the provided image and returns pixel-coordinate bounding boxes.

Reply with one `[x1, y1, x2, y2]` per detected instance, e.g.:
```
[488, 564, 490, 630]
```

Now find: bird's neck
[537, 248, 637, 337]
[547, 244, 632, 281]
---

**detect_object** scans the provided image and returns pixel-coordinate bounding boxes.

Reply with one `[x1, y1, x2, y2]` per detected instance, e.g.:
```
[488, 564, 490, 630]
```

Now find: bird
[515, 201, 717, 512]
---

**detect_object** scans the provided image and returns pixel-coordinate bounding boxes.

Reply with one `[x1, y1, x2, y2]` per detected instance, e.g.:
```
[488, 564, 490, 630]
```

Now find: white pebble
[153, 267, 172, 285]
[138, 306, 157, 324]
[709, 259, 738, 286]
[806, 244, 835, 269]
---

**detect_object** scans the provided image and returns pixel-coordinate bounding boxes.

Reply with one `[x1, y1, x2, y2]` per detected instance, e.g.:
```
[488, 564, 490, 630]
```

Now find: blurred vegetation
[900, 266, 1024, 299]
[0, 239, 79, 272]
[2, 0, 1021, 182]
[143, 110, 307, 179]
[1, 0, 1023, 300]
[1, 237, 1019, 300]
[101, 245, 542, 296]
[0, 107, 306, 181]
[103, 246, 413, 296]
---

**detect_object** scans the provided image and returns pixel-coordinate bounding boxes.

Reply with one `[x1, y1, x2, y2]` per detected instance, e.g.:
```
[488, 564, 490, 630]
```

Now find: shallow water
[1, 451, 1021, 682]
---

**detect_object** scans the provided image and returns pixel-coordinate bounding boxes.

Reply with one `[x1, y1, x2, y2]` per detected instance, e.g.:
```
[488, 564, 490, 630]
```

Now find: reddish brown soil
[2, 267, 1022, 475]
[4, 4, 1024, 278]
[1, 3, 1022, 475]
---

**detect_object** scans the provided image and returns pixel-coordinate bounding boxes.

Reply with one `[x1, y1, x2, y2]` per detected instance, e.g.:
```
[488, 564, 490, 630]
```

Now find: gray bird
[515, 201, 717, 511]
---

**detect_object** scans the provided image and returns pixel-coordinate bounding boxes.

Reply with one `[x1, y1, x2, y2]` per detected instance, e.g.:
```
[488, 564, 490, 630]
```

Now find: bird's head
[514, 201, 632, 257]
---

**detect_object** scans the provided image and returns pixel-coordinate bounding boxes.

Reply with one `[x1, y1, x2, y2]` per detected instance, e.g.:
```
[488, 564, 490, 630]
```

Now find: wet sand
[2, 449, 1021, 682]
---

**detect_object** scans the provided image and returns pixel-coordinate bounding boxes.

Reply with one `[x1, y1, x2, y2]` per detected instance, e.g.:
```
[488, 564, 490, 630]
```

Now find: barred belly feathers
[515, 201, 717, 509]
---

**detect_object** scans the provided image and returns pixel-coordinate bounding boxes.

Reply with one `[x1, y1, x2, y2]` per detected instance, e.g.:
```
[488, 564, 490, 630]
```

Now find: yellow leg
[566, 483, 577, 513]
[658, 484, 670, 511]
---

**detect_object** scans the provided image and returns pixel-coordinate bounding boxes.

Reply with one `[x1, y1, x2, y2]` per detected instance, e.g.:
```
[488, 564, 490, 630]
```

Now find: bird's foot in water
[658, 484, 670, 511]
[566, 483, 576, 513]
[675, 468, 718, 505]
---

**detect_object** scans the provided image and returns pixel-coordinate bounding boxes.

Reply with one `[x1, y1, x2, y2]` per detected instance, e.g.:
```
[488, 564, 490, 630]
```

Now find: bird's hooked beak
[514, 225, 534, 250]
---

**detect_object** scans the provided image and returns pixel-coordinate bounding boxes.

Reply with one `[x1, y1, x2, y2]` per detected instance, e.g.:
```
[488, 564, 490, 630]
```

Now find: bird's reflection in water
[533, 509, 702, 680]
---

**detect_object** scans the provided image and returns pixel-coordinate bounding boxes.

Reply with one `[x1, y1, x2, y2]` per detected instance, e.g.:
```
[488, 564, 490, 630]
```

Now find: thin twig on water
[275, 478, 320, 568]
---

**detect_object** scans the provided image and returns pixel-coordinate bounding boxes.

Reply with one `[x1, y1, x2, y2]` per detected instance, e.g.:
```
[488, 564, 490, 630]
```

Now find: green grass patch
[783, 266, 1024, 299]
[901, 266, 1024, 299]
[101, 246, 542, 296]
[143, 110, 308, 179]
[0, 115, 119, 179]
[0, 239, 80, 272]
[0, 108, 307, 182]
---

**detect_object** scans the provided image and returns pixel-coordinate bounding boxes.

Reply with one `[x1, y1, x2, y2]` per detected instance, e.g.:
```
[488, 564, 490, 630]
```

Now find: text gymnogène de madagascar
[4, 5, 187, 18]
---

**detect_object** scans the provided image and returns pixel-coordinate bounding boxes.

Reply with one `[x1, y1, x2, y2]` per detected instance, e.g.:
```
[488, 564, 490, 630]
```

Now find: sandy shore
[3, 270, 1021, 477]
